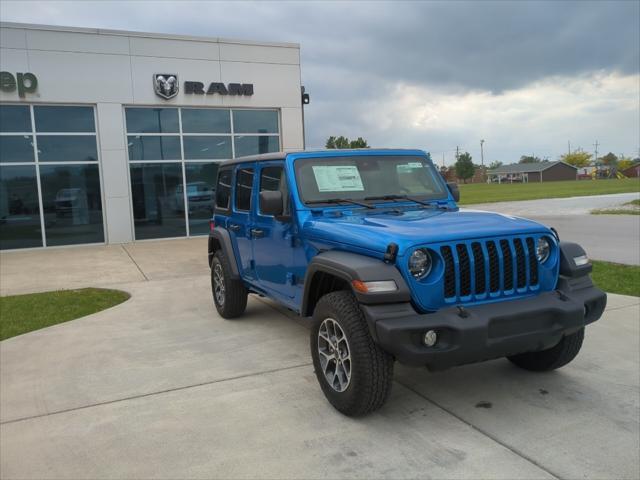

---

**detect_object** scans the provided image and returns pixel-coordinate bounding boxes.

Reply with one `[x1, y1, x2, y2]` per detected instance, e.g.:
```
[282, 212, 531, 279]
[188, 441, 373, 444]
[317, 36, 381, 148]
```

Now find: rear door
[252, 162, 296, 300]
[229, 164, 256, 280]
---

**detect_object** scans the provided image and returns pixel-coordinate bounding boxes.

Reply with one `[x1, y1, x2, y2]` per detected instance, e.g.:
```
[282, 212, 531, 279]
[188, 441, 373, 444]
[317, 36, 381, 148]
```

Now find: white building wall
[0, 22, 304, 245]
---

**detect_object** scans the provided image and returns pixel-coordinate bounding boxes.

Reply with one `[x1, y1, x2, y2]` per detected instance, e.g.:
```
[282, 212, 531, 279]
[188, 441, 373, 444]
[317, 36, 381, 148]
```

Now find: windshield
[294, 155, 447, 204]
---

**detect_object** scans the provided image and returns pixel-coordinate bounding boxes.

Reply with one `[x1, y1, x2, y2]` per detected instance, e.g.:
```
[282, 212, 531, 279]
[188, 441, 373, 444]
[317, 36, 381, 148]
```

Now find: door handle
[251, 228, 265, 238]
[228, 224, 241, 232]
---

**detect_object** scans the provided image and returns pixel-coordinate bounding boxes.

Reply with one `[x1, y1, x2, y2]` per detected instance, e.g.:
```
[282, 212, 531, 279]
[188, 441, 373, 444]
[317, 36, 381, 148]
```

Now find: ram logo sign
[153, 74, 179, 99]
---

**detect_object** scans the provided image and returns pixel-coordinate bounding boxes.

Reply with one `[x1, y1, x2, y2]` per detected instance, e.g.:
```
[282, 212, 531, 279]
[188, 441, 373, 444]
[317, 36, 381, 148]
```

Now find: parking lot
[1, 236, 638, 479]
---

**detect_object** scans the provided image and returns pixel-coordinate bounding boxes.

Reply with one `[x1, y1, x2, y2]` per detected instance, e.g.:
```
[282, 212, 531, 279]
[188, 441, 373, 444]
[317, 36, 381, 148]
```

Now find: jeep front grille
[440, 236, 539, 302]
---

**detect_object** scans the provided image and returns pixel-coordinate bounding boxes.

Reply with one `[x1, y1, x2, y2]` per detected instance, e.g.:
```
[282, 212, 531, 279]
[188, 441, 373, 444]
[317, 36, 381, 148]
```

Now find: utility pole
[442, 152, 445, 168]
[568, 140, 571, 155]
[455, 146, 459, 161]
[480, 139, 485, 168]
[593, 140, 599, 164]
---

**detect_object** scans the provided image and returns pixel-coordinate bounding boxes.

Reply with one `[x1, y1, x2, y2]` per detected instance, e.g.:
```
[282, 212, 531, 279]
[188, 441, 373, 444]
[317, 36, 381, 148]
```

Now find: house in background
[487, 161, 577, 183]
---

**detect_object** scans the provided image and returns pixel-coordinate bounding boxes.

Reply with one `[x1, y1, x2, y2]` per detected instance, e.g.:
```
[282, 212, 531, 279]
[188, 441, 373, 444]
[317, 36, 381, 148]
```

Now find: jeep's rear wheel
[310, 291, 394, 416]
[508, 327, 584, 371]
[211, 250, 248, 319]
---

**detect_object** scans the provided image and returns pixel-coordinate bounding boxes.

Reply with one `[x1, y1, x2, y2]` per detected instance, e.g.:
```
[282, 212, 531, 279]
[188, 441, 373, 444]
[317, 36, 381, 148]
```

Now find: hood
[302, 207, 550, 254]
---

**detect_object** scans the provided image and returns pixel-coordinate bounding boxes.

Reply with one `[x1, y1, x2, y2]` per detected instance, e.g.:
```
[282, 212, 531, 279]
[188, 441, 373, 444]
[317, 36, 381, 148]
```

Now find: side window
[235, 167, 254, 212]
[259, 165, 289, 216]
[215, 169, 232, 210]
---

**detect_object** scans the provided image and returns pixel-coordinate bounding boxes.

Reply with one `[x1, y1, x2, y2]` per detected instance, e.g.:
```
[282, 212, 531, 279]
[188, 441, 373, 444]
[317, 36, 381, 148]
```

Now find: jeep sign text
[184, 81, 254, 96]
[0, 72, 38, 98]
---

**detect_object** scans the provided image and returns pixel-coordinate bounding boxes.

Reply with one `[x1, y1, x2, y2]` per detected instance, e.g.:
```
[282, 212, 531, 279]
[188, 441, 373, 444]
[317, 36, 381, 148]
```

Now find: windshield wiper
[307, 198, 375, 209]
[365, 194, 449, 210]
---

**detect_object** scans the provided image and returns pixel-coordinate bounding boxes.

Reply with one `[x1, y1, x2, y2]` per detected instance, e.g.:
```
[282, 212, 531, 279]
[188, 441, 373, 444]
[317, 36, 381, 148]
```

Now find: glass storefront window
[130, 163, 185, 240]
[181, 109, 231, 133]
[0, 105, 31, 132]
[183, 136, 232, 160]
[126, 108, 179, 133]
[0, 165, 42, 249]
[0, 136, 35, 162]
[185, 163, 218, 235]
[37, 136, 98, 162]
[233, 110, 278, 134]
[39, 164, 104, 246]
[127, 136, 181, 161]
[34, 106, 95, 133]
[234, 135, 280, 157]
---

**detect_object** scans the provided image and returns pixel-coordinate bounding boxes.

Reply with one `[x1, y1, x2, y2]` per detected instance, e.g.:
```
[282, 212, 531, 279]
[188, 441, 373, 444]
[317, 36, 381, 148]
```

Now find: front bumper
[361, 276, 606, 370]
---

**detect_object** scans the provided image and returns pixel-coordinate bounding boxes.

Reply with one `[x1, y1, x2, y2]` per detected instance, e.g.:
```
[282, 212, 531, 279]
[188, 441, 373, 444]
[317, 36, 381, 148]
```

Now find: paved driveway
[1, 239, 639, 479]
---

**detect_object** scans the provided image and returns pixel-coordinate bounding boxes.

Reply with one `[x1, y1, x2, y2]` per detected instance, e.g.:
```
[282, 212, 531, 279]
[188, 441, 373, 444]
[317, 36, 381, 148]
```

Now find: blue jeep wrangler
[208, 149, 606, 416]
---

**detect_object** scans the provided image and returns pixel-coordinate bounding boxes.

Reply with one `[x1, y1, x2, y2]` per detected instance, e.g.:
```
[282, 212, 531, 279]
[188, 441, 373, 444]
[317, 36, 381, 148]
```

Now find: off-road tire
[211, 250, 248, 319]
[508, 327, 585, 371]
[310, 291, 394, 416]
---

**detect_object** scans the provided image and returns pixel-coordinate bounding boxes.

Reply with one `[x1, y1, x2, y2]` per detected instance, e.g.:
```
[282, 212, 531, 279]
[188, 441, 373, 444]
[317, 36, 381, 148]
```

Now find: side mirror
[259, 190, 284, 216]
[447, 182, 460, 202]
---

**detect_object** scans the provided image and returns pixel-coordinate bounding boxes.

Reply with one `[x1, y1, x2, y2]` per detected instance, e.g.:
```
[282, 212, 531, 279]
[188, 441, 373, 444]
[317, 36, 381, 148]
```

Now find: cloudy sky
[1, 0, 638, 165]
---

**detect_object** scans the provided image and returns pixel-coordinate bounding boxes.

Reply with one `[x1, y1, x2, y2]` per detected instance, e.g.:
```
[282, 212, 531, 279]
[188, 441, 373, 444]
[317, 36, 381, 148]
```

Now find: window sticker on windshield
[312, 165, 364, 192]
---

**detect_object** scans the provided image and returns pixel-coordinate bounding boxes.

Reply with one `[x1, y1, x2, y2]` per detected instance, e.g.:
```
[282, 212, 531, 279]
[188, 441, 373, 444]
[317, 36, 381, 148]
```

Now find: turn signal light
[351, 280, 397, 293]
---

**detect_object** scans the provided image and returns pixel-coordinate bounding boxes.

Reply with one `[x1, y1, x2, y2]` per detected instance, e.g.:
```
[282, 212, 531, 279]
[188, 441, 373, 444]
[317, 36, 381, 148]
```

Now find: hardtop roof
[219, 148, 428, 166]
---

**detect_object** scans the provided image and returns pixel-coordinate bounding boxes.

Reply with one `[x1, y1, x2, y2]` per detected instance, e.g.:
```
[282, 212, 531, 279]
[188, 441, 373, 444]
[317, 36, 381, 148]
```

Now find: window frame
[0, 102, 106, 250]
[234, 166, 255, 213]
[214, 167, 233, 213]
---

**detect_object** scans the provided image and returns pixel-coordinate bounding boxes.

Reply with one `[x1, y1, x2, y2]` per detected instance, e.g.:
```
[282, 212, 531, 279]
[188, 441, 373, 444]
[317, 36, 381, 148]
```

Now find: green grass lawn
[0, 288, 130, 341]
[591, 261, 640, 297]
[458, 178, 640, 205]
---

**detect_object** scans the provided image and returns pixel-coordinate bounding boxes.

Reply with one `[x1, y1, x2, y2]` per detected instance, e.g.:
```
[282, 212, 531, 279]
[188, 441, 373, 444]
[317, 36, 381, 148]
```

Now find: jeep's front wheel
[508, 327, 584, 371]
[211, 250, 248, 319]
[310, 291, 394, 416]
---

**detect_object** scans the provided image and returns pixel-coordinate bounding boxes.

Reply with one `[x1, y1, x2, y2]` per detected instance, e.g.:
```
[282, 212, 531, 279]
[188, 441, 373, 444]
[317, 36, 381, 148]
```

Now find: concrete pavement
[466, 193, 640, 265]
[1, 237, 639, 479]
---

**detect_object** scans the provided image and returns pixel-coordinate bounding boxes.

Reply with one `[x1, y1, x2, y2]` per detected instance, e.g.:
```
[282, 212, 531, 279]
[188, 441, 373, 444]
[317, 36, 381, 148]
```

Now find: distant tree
[519, 155, 541, 164]
[599, 152, 618, 166]
[349, 137, 369, 148]
[488, 160, 503, 170]
[561, 150, 592, 168]
[455, 152, 475, 183]
[325, 136, 368, 149]
[618, 156, 636, 171]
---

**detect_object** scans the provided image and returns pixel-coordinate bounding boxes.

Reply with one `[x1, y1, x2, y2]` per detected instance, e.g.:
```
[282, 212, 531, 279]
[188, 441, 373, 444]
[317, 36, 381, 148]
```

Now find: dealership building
[0, 22, 304, 250]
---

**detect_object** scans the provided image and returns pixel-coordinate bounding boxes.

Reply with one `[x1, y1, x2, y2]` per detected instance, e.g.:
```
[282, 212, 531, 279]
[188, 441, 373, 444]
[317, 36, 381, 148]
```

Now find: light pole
[480, 139, 485, 182]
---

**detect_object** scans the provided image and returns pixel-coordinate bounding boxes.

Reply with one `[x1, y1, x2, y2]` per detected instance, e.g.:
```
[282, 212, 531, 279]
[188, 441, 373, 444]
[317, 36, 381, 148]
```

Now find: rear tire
[508, 327, 584, 371]
[310, 291, 394, 416]
[211, 250, 248, 319]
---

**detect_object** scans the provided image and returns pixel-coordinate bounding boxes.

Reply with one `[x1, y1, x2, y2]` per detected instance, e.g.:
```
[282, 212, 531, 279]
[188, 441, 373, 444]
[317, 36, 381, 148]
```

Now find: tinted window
[0, 136, 34, 162]
[233, 110, 278, 133]
[125, 108, 179, 133]
[235, 168, 254, 212]
[127, 136, 181, 161]
[260, 166, 283, 192]
[183, 136, 232, 160]
[34, 106, 95, 132]
[181, 109, 231, 133]
[129, 163, 185, 240]
[234, 136, 280, 157]
[37, 136, 98, 162]
[39, 164, 104, 246]
[0, 105, 31, 132]
[0, 165, 42, 249]
[215, 169, 232, 210]
[185, 162, 218, 235]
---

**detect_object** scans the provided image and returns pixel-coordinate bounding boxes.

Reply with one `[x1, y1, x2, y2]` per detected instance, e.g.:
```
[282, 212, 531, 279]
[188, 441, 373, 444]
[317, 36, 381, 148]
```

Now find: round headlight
[536, 237, 551, 263]
[409, 249, 432, 279]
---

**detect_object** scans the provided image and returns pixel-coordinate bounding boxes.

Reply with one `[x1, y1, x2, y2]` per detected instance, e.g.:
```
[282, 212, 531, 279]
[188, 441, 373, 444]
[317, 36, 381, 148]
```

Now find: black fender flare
[301, 250, 411, 317]
[208, 229, 240, 279]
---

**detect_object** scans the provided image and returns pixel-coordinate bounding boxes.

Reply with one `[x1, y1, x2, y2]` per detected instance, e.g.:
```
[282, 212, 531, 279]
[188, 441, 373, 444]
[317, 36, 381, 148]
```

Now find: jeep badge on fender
[207, 149, 606, 416]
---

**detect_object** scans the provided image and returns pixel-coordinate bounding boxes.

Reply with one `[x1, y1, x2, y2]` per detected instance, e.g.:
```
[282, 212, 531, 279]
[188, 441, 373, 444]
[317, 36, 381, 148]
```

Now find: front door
[252, 162, 296, 301]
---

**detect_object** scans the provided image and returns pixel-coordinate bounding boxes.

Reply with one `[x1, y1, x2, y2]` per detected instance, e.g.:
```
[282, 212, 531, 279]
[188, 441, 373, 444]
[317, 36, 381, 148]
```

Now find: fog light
[423, 330, 437, 347]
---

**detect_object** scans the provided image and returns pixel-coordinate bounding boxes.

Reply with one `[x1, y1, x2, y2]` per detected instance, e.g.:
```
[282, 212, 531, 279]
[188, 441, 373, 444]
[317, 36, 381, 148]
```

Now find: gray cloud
[1, 0, 638, 161]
